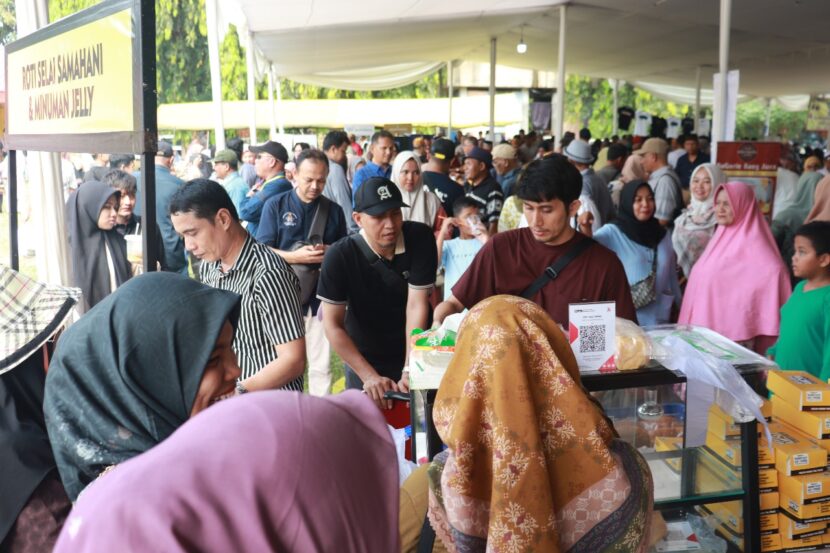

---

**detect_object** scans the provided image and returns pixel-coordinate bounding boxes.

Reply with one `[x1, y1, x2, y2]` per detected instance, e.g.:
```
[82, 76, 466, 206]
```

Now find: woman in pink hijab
[53, 391, 400, 553]
[679, 181, 791, 353]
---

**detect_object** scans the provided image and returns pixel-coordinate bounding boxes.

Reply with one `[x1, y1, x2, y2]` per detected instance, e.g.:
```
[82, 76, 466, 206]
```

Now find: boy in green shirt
[769, 221, 830, 380]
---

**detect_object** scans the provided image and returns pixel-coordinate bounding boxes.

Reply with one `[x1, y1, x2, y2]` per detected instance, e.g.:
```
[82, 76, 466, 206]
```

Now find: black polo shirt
[464, 176, 504, 226]
[423, 171, 464, 216]
[316, 222, 437, 380]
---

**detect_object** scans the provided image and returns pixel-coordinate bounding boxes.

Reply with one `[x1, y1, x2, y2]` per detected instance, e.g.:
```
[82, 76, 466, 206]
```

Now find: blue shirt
[256, 190, 348, 312]
[352, 162, 391, 197]
[222, 171, 248, 215]
[239, 174, 292, 237]
[497, 167, 521, 197]
[441, 238, 484, 301]
[593, 224, 681, 326]
[133, 165, 187, 273]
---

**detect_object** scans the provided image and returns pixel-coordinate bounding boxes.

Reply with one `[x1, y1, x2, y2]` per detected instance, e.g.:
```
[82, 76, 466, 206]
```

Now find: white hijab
[391, 151, 440, 227]
[672, 163, 725, 275]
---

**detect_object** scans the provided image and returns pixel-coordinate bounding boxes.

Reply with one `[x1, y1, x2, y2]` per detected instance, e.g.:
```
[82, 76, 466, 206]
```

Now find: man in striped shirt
[169, 179, 306, 392]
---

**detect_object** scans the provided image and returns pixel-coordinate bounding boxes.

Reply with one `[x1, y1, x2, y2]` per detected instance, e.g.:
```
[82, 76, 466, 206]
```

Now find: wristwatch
[235, 382, 249, 395]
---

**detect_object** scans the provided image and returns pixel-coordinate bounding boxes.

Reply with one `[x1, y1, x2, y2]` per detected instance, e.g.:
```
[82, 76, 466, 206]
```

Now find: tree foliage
[0, 0, 15, 44]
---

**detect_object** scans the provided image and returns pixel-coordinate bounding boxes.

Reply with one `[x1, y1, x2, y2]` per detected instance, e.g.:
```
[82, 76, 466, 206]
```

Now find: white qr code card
[568, 301, 616, 373]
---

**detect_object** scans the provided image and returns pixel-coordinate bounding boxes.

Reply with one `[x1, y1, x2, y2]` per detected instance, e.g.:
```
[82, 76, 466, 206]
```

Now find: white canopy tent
[207, 0, 830, 146]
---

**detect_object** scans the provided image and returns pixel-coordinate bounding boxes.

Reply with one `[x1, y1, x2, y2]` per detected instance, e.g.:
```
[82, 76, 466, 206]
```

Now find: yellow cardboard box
[769, 426, 828, 476]
[779, 471, 830, 504]
[778, 512, 828, 540]
[761, 468, 779, 491]
[763, 532, 782, 552]
[773, 395, 830, 440]
[705, 430, 776, 470]
[708, 400, 773, 440]
[654, 435, 682, 473]
[762, 490, 781, 514]
[781, 491, 830, 523]
[768, 370, 830, 411]
[695, 447, 743, 495]
[780, 531, 825, 551]
[707, 499, 779, 534]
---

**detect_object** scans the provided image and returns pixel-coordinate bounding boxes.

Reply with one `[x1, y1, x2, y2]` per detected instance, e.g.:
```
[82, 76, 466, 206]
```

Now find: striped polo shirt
[200, 233, 305, 390]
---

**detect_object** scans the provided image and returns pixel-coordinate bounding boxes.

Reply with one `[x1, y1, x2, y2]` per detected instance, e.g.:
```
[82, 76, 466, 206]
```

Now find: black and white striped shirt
[200, 233, 305, 390]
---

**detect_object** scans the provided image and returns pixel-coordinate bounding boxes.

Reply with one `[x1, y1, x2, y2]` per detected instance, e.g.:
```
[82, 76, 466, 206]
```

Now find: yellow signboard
[6, 8, 134, 136]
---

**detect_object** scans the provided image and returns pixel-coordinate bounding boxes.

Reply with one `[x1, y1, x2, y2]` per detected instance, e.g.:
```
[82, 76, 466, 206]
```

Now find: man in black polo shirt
[464, 146, 504, 234]
[422, 138, 464, 216]
[317, 177, 437, 408]
[256, 149, 347, 396]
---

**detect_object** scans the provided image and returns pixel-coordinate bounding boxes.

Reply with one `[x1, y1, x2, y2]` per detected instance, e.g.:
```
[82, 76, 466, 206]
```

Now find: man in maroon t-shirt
[434, 154, 637, 327]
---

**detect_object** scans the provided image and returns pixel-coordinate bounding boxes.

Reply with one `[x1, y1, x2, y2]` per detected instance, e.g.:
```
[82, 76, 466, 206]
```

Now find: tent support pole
[715, 0, 732, 157]
[277, 77, 285, 136]
[267, 64, 277, 140]
[694, 66, 702, 133]
[447, 60, 454, 139]
[764, 98, 772, 138]
[8, 151, 19, 270]
[553, 4, 567, 144]
[246, 31, 257, 143]
[489, 38, 496, 142]
[205, 0, 225, 150]
[611, 78, 619, 135]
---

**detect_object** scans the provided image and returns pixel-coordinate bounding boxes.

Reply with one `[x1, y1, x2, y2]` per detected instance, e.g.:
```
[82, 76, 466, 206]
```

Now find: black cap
[607, 143, 628, 161]
[465, 146, 492, 168]
[430, 138, 455, 161]
[354, 177, 409, 216]
[249, 140, 288, 164]
[156, 140, 174, 158]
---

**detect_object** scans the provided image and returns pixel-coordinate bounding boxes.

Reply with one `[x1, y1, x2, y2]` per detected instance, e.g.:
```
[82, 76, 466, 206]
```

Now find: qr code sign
[579, 325, 606, 353]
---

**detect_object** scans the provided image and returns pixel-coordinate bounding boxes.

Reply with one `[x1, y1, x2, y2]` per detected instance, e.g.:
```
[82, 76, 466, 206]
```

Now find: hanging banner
[4, 0, 147, 153]
[716, 141, 780, 217]
[806, 96, 830, 132]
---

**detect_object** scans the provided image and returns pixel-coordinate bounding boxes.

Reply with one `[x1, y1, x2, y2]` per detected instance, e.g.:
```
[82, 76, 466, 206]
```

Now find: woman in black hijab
[65, 180, 132, 312]
[0, 266, 79, 551]
[581, 179, 681, 325]
[44, 272, 243, 501]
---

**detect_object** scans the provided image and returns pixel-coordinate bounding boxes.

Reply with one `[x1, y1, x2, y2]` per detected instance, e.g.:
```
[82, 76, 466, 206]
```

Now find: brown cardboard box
[768, 370, 830, 411]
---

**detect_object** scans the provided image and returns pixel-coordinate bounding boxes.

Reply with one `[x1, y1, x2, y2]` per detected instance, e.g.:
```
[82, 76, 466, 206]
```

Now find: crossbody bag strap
[307, 196, 331, 241]
[520, 237, 595, 299]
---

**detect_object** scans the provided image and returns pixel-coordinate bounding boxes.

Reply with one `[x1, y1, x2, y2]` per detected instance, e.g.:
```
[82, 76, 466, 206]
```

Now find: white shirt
[668, 148, 685, 169]
[634, 111, 652, 137]
[666, 117, 682, 139]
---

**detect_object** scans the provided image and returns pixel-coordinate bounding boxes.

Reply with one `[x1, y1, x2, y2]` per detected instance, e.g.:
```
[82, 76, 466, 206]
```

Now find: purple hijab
[53, 391, 400, 552]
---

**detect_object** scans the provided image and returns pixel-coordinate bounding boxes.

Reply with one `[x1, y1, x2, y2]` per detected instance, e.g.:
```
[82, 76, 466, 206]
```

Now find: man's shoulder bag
[290, 196, 331, 305]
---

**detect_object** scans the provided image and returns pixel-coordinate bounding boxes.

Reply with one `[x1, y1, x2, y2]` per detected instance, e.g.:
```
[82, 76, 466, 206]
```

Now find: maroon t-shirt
[452, 228, 637, 326]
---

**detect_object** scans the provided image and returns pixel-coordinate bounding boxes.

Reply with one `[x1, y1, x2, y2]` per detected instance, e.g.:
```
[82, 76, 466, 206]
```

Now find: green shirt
[769, 281, 830, 380]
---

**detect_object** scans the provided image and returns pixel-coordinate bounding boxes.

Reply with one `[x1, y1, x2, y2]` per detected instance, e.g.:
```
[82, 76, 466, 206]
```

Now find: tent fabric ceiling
[224, 0, 830, 99]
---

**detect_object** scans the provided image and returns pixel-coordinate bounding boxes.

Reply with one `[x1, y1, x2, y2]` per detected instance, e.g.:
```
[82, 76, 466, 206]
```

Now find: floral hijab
[672, 163, 725, 276]
[427, 295, 653, 553]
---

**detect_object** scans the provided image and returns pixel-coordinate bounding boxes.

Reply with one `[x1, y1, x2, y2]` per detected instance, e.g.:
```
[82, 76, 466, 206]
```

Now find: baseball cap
[354, 177, 409, 216]
[212, 149, 239, 164]
[465, 146, 492, 168]
[633, 137, 669, 157]
[249, 140, 289, 163]
[156, 140, 174, 158]
[430, 138, 455, 161]
[491, 143, 516, 160]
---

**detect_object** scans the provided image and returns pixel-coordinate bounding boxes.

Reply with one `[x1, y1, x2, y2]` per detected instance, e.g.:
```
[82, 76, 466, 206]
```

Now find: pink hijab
[53, 391, 400, 553]
[679, 182, 791, 342]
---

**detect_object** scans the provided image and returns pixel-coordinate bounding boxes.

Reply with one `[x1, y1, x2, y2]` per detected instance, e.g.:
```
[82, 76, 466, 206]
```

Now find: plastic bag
[388, 425, 417, 485]
[615, 317, 652, 370]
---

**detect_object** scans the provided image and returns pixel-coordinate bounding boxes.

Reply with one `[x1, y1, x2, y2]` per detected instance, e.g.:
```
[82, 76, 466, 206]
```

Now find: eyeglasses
[255, 153, 275, 161]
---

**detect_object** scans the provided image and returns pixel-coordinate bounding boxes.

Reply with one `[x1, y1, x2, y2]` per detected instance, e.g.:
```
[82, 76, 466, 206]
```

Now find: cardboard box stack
[755, 370, 830, 552]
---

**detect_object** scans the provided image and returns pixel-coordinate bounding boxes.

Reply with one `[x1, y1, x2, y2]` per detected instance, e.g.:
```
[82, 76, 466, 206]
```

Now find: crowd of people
[2, 123, 829, 552]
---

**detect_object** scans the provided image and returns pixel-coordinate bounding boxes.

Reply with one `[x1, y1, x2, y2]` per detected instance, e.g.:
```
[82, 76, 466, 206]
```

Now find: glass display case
[409, 362, 768, 553]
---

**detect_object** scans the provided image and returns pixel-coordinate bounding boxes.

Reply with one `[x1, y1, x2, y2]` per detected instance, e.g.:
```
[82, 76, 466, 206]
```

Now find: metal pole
[694, 66, 702, 133]
[276, 77, 285, 136]
[717, 0, 732, 143]
[764, 98, 772, 138]
[489, 38, 496, 142]
[205, 0, 225, 150]
[611, 78, 619, 135]
[267, 64, 277, 140]
[447, 60, 454, 139]
[554, 4, 567, 144]
[8, 151, 19, 271]
[140, 0, 159, 273]
[246, 31, 258, 144]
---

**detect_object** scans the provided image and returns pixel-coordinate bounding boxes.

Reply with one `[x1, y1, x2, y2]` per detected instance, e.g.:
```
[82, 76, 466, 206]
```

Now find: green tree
[1, 0, 15, 44]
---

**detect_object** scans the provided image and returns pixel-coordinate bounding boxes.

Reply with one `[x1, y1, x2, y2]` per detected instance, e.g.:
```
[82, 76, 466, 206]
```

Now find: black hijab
[0, 353, 59, 540]
[44, 272, 241, 500]
[66, 181, 132, 312]
[610, 179, 666, 249]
